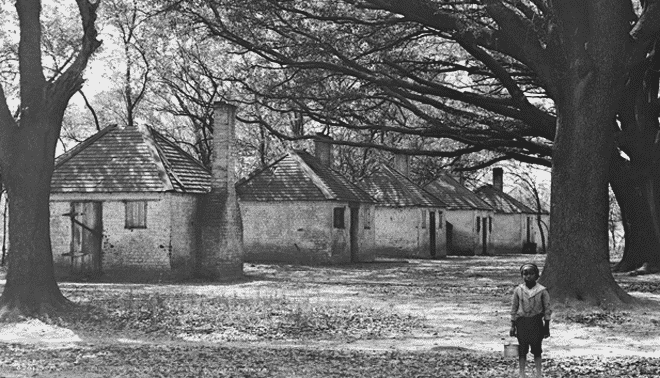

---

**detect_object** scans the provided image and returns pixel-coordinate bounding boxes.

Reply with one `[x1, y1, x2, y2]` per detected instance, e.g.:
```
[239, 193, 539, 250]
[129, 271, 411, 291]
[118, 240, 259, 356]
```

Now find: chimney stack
[314, 133, 333, 167]
[197, 101, 244, 280]
[394, 154, 409, 177]
[493, 167, 504, 192]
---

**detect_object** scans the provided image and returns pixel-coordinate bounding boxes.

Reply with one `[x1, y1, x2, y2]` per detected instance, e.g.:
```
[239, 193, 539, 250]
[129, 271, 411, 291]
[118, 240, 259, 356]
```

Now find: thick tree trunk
[538, 1, 635, 306]
[542, 111, 632, 304]
[0, 118, 68, 317]
[540, 79, 633, 305]
[0, 0, 100, 318]
[610, 156, 660, 274]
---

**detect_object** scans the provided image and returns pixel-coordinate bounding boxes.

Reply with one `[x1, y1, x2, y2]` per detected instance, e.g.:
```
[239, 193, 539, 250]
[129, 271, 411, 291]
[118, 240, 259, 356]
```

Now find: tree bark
[542, 102, 633, 305]
[0, 0, 100, 318]
[0, 114, 68, 317]
[610, 156, 660, 274]
[539, 1, 634, 305]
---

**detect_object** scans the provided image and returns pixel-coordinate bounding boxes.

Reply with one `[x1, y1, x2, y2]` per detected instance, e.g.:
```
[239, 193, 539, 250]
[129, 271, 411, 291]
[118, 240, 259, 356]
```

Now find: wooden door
[70, 202, 102, 276]
[349, 207, 360, 262]
[429, 211, 436, 257]
[446, 222, 453, 255]
[481, 217, 488, 255]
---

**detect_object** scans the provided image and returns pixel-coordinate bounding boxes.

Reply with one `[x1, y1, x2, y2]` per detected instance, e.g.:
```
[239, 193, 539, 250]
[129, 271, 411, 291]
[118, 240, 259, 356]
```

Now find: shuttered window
[363, 207, 372, 229]
[333, 207, 345, 229]
[125, 201, 147, 229]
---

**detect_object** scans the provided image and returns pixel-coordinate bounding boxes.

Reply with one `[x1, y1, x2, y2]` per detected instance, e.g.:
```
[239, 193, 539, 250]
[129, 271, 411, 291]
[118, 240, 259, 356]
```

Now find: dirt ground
[0, 254, 659, 377]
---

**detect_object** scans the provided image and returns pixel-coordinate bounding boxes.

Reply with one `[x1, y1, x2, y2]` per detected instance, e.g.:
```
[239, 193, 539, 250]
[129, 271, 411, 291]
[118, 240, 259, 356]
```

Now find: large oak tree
[169, 0, 660, 305]
[0, 0, 101, 316]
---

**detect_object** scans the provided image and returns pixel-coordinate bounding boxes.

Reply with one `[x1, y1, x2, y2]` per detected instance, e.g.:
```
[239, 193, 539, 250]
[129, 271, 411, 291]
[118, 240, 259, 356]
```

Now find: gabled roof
[236, 150, 374, 203]
[51, 124, 211, 193]
[474, 185, 540, 214]
[359, 165, 446, 208]
[423, 173, 493, 211]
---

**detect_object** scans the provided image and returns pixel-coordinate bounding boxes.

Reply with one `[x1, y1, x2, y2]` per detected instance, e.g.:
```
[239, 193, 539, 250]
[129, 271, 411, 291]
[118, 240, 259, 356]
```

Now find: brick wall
[490, 213, 526, 254]
[445, 209, 492, 256]
[374, 206, 446, 258]
[241, 201, 350, 264]
[50, 192, 198, 280]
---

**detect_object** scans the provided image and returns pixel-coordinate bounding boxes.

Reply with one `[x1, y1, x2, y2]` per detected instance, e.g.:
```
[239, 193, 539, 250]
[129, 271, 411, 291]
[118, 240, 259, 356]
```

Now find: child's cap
[520, 263, 539, 276]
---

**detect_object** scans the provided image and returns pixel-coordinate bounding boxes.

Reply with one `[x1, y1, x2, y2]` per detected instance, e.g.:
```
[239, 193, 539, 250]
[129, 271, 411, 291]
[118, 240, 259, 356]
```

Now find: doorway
[429, 211, 436, 257]
[446, 222, 453, 255]
[481, 217, 488, 255]
[69, 201, 103, 276]
[349, 207, 359, 262]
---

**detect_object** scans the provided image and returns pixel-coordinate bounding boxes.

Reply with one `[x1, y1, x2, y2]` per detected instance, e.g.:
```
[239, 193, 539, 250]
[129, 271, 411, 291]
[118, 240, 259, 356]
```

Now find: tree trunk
[0, 116, 68, 317]
[610, 156, 660, 274]
[540, 79, 633, 305]
[542, 110, 632, 304]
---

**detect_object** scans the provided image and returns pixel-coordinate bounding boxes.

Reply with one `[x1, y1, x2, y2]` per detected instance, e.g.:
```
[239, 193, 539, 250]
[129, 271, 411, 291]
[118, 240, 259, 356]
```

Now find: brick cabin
[359, 155, 448, 259]
[474, 168, 550, 254]
[424, 173, 494, 256]
[49, 102, 243, 281]
[236, 137, 376, 264]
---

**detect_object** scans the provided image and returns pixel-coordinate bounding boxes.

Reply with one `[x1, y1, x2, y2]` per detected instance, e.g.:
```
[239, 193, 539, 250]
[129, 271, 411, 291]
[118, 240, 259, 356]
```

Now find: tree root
[628, 262, 660, 276]
[0, 294, 73, 322]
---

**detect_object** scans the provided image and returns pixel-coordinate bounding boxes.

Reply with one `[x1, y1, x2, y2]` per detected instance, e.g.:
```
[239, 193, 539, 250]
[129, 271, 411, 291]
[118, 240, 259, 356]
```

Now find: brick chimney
[493, 167, 504, 192]
[393, 154, 409, 177]
[197, 101, 243, 280]
[314, 133, 333, 167]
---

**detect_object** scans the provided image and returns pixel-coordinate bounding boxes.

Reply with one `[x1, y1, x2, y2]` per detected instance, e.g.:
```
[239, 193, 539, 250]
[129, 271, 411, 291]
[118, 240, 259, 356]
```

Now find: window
[333, 207, 345, 229]
[476, 216, 481, 233]
[489, 216, 493, 232]
[125, 201, 147, 229]
[363, 207, 372, 229]
[421, 210, 427, 228]
[438, 211, 443, 229]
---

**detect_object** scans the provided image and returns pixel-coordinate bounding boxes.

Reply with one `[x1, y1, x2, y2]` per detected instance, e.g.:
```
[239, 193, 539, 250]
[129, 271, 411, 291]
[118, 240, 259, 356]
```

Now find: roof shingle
[474, 185, 538, 214]
[51, 124, 211, 194]
[237, 150, 374, 203]
[424, 173, 493, 211]
[360, 165, 446, 207]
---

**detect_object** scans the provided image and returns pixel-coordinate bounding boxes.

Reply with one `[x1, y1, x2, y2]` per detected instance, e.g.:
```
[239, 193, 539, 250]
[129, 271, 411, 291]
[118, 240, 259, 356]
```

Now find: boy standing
[510, 263, 551, 378]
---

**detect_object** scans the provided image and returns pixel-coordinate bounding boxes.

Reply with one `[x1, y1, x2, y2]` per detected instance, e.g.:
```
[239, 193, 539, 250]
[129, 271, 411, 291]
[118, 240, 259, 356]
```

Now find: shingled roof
[51, 124, 211, 193]
[474, 185, 539, 214]
[423, 173, 493, 211]
[359, 165, 446, 207]
[236, 150, 374, 203]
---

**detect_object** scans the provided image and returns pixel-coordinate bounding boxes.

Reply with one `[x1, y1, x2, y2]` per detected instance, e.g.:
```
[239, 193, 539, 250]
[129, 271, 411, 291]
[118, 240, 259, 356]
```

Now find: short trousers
[516, 314, 544, 357]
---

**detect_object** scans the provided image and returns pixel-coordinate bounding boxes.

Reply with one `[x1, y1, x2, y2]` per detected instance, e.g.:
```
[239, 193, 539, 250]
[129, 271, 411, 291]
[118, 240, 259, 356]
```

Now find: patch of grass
[53, 291, 425, 342]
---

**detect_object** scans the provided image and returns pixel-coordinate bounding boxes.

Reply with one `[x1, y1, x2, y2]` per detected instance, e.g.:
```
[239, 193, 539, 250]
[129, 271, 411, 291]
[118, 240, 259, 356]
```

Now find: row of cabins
[47, 102, 548, 280]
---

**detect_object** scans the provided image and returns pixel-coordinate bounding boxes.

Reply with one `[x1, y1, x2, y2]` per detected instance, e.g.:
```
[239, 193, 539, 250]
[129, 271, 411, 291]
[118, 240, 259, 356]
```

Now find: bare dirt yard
[0, 255, 660, 377]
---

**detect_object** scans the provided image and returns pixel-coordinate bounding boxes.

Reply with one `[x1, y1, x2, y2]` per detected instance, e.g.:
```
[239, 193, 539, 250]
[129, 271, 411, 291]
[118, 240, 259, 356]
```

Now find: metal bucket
[503, 343, 519, 357]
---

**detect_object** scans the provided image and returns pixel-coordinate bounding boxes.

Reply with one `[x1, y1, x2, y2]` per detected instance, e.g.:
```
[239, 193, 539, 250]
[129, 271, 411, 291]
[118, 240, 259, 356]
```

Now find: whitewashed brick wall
[242, 201, 351, 264]
[49, 192, 198, 279]
[445, 209, 492, 256]
[374, 206, 446, 258]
